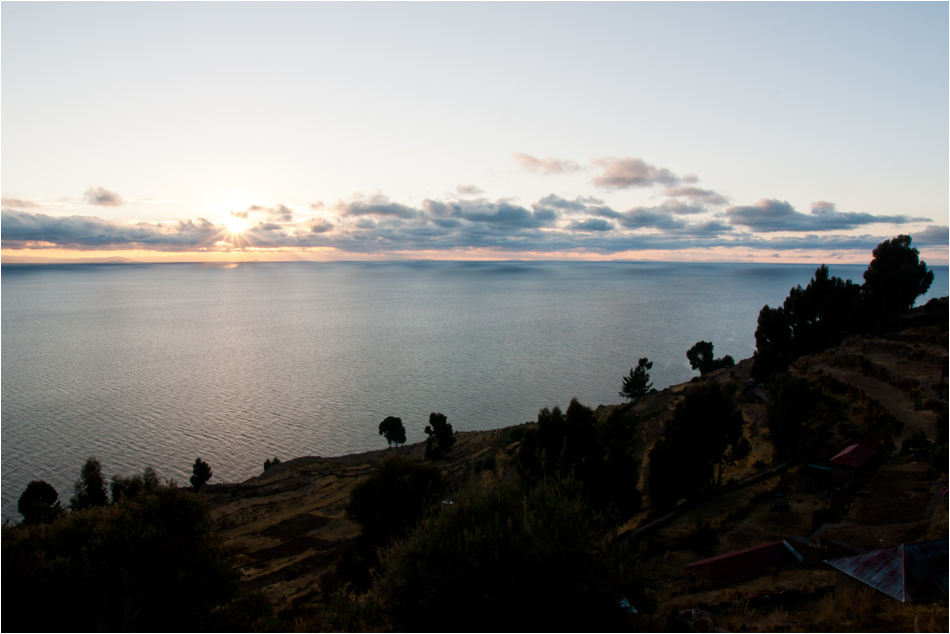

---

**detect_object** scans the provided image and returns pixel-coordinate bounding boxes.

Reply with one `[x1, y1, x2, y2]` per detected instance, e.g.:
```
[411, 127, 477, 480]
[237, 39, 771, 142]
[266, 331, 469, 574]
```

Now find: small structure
[683, 541, 803, 589]
[825, 539, 948, 604]
[830, 440, 878, 483]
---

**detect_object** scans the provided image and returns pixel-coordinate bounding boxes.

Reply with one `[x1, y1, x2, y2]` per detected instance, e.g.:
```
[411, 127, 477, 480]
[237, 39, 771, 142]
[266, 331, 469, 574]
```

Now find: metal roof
[683, 542, 801, 585]
[830, 443, 876, 468]
[825, 540, 948, 603]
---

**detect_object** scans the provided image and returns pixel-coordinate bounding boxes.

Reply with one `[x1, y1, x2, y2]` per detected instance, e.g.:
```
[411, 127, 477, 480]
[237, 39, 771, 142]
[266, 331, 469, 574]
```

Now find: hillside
[203, 299, 948, 630]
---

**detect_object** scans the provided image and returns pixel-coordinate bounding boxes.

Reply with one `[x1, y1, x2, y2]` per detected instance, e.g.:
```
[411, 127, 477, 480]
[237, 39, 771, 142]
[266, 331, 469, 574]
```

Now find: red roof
[684, 542, 802, 585]
[830, 443, 876, 468]
[825, 540, 948, 603]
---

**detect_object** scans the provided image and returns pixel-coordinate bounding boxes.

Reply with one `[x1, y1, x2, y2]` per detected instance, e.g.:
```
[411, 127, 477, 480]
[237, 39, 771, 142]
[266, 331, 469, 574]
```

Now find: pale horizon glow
[2, 3, 947, 264]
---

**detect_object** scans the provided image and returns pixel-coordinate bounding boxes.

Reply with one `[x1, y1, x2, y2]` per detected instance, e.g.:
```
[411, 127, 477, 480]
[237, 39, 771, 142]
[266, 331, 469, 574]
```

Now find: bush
[374, 478, 647, 631]
[340, 457, 444, 594]
[3, 484, 258, 631]
[263, 457, 281, 472]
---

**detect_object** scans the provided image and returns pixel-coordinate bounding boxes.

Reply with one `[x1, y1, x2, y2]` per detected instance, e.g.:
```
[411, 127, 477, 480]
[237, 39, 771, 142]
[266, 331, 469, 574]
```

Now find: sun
[224, 216, 249, 234]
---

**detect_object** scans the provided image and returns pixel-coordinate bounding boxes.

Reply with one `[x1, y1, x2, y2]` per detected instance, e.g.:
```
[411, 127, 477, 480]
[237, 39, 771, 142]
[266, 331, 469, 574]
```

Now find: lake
[3, 260, 947, 521]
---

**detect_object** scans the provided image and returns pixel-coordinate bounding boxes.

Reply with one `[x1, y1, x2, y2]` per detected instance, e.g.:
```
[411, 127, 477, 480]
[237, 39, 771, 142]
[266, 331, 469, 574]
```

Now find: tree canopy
[687, 341, 735, 376]
[190, 457, 212, 491]
[648, 382, 747, 510]
[620, 357, 653, 402]
[424, 412, 455, 459]
[17, 480, 63, 525]
[70, 457, 109, 511]
[378, 416, 407, 448]
[863, 234, 934, 323]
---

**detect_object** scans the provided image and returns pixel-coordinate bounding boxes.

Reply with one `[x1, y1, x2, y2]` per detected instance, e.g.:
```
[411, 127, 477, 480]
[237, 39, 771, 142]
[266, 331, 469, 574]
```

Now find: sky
[2, 2, 948, 264]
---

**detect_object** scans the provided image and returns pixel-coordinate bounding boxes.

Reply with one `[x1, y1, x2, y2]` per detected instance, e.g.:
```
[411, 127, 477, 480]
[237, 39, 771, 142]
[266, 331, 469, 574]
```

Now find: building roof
[830, 443, 877, 468]
[683, 542, 802, 586]
[825, 540, 948, 603]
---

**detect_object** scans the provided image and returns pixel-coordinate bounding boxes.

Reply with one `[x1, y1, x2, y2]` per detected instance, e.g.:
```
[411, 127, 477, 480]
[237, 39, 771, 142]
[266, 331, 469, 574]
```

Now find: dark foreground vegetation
[4, 234, 946, 632]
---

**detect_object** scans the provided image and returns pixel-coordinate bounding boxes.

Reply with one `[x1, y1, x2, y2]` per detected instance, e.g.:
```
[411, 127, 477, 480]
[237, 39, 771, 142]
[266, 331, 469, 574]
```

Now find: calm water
[3, 260, 947, 520]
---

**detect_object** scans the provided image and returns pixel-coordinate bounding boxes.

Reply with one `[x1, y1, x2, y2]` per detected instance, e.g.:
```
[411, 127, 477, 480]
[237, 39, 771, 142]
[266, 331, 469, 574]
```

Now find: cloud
[512, 151, 582, 175]
[664, 186, 729, 205]
[84, 187, 125, 207]
[456, 184, 483, 196]
[912, 225, 949, 246]
[309, 201, 325, 210]
[725, 199, 930, 232]
[569, 218, 613, 232]
[534, 194, 604, 212]
[269, 204, 294, 222]
[1, 209, 220, 250]
[1, 197, 41, 208]
[590, 156, 680, 189]
[618, 208, 687, 231]
[240, 204, 294, 222]
[337, 195, 418, 219]
[424, 198, 559, 229]
[309, 220, 334, 234]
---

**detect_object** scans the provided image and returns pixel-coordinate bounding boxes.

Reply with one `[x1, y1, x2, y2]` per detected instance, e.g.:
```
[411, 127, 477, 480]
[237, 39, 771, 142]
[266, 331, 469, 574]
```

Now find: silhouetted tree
[17, 480, 63, 525]
[648, 382, 746, 510]
[110, 466, 159, 504]
[862, 235, 934, 326]
[620, 358, 653, 402]
[687, 341, 735, 376]
[752, 265, 862, 381]
[767, 375, 822, 461]
[70, 457, 109, 511]
[517, 399, 641, 522]
[190, 458, 212, 491]
[424, 413, 455, 459]
[378, 416, 407, 448]
[263, 457, 281, 472]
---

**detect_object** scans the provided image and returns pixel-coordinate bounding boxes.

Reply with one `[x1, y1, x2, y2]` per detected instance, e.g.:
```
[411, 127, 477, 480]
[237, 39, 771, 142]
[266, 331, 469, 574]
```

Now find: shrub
[263, 457, 281, 472]
[340, 457, 444, 594]
[3, 484, 258, 631]
[374, 478, 647, 631]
